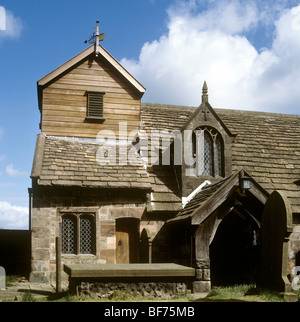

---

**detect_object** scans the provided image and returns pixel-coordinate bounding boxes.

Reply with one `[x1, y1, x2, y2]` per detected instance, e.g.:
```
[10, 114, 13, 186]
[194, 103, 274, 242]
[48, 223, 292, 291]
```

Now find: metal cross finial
[84, 21, 105, 57]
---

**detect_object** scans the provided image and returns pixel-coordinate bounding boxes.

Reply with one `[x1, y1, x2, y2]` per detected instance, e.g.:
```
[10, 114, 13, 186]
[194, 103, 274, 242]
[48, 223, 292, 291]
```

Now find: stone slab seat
[64, 263, 196, 278]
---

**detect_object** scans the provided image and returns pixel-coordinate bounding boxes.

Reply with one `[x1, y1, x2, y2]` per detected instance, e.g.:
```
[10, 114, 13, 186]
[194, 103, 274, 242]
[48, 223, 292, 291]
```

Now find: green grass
[207, 284, 255, 300]
[203, 284, 298, 302]
[21, 291, 36, 302]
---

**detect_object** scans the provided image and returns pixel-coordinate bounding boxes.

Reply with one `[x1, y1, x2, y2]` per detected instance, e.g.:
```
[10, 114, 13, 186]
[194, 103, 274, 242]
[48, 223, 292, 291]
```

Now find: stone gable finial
[202, 81, 208, 103]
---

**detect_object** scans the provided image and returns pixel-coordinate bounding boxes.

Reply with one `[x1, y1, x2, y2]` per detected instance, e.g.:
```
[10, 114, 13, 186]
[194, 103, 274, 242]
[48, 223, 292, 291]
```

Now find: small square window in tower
[85, 91, 106, 121]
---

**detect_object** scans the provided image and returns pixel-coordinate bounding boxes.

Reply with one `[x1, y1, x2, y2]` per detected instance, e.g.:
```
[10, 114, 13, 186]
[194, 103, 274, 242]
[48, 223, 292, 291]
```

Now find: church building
[29, 23, 300, 293]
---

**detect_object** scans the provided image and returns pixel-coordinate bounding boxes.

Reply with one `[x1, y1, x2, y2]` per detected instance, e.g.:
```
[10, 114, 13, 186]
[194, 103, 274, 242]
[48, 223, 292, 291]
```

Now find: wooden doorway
[116, 218, 139, 263]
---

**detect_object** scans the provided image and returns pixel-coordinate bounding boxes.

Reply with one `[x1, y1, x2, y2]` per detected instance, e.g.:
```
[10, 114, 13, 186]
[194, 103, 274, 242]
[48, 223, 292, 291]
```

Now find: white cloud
[0, 8, 23, 40]
[0, 6, 5, 31]
[121, 1, 300, 114]
[167, 0, 260, 34]
[0, 201, 28, 229]
[6, 164, 28, 177]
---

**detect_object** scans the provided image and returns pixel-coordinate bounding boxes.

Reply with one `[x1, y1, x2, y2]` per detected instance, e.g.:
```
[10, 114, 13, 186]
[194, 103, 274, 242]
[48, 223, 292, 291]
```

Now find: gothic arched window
[193, 127, 224, 177]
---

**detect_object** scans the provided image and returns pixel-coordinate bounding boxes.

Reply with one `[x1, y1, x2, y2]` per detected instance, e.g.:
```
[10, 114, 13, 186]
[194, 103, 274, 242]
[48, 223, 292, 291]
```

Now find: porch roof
[167, 170, 269, 225]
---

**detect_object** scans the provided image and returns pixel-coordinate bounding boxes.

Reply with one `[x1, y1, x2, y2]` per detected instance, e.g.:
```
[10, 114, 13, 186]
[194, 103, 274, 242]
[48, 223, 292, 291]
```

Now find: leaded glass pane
[80, 215, 94, 254]
[194, 130, 204, 175]
[214, 136, 223, 176]
[62, 216, 76, 254]
[203, 131, 213, 175]
[193, 127, 223, 177]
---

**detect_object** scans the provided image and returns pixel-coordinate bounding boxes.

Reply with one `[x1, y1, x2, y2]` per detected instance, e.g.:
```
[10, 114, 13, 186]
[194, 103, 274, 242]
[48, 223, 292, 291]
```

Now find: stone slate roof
[140, 104, 196, 212]
[31, 134, 152, 190]
[141, 103, 300, 213]
[169, 175, 233, 223]
[32, 103, 300, 213]
[220, 108, 300, 213]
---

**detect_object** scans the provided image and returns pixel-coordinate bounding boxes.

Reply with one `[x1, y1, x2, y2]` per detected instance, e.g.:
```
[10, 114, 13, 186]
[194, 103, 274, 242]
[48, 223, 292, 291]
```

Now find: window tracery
[193, 126, 224, 177]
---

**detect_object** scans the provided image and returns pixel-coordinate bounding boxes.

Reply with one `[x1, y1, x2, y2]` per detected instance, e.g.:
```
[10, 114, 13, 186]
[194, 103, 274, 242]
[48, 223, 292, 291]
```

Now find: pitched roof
[37, 45, 146, 111]
[220, 109, 300, 213]
[31, 103, 300, 213]
[31, 134, 152, 190]
[168, 175, 234, 223]
[168, 170, 269, 224]
[181, 101, 234, 138]
[141, 103, 300, 213]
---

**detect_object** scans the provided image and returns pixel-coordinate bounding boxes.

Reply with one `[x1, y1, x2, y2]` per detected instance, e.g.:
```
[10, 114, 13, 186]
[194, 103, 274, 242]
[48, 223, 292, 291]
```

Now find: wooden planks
[41, 57, 142, 139]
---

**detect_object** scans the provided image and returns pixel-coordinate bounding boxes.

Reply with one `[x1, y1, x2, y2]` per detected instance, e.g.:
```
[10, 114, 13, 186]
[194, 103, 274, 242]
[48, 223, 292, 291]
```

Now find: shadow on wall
[0, 230, 31, 277]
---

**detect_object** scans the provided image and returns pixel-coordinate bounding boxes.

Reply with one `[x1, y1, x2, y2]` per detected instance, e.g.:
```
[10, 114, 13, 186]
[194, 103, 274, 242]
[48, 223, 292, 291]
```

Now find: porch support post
[193, 216, 214, 293]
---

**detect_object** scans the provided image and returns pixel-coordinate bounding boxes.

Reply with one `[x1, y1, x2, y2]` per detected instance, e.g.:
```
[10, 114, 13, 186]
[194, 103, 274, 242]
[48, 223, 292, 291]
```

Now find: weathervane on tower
[84, 21, 105, 57]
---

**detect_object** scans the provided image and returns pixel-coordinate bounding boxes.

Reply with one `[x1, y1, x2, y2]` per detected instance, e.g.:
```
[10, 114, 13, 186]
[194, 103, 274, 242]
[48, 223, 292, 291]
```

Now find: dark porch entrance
[209, 208, 261, 286]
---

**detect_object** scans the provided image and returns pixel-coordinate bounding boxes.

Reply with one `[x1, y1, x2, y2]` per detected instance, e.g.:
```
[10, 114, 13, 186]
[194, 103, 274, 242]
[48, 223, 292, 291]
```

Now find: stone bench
[64, 263, 195, 298]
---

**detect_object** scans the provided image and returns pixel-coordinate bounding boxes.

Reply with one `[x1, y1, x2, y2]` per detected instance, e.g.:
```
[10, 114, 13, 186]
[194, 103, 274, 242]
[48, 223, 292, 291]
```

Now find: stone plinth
[64, 263, 195, 298]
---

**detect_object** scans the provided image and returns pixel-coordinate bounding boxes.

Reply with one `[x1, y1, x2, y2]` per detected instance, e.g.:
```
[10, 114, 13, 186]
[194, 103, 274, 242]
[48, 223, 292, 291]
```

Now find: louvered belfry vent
[86, 91, 105, 118]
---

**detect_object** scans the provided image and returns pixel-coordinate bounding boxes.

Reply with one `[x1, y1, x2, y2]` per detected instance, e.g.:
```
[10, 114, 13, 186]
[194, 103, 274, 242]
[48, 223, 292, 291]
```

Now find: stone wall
[70, 280, 188, 299]
[30, 187, 168, 283]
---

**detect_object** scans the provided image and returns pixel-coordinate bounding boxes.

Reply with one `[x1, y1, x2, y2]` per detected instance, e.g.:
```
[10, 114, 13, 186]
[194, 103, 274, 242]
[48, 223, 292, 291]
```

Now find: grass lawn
[197, 284, 299, 302]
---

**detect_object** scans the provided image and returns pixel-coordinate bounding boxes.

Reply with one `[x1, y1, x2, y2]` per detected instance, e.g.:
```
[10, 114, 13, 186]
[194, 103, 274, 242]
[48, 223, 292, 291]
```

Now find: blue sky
[0, 0, 300, 229]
